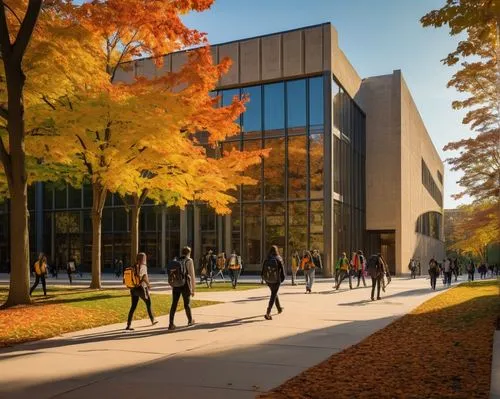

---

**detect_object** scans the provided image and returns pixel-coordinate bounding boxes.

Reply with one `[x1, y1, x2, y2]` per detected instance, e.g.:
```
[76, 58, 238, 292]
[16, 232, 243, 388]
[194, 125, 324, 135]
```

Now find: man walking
[335, 252, 352, 290]
[367, 254, 384, 300]
[227, 250, 242, 289]
[428, 257, 439, 290]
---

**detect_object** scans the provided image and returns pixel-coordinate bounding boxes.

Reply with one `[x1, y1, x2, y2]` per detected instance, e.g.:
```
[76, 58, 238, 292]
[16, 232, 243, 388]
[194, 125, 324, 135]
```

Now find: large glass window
[287, 79, 306, 135]
[43, 185, 53, 210]
[230, 205, 241, 255]
[264, 138, 285, 200]
[242, 85, 261, 139]
[222, 141, 241, 198]
[264, 203, 285, 256]
[334, 136, 341, 194]
[54, 186, 67, 209]
[310, 201, 324, 254]
[287, 136, 307, 199]
[242, 140, 262, 201]
[68, 186, 81, 209]
[288, 201, 307, 256]
[113, 208, 128, 231]
[243, 204, 261, 267]
[309, 134, 324, 199]
[264, 82, 284, 136]
[309, 77, 324, 134]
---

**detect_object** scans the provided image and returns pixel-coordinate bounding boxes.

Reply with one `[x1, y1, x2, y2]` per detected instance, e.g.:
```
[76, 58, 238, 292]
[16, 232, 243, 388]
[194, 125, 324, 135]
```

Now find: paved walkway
[0, 277, 459, 399]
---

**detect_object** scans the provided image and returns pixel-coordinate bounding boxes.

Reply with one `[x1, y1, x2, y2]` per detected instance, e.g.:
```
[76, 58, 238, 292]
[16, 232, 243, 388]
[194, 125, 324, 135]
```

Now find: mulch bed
[260, 280, 500, 399]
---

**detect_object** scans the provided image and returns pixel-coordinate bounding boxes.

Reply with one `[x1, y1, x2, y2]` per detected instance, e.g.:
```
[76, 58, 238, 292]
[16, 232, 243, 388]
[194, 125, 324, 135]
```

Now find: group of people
[198, 249, 243, 289]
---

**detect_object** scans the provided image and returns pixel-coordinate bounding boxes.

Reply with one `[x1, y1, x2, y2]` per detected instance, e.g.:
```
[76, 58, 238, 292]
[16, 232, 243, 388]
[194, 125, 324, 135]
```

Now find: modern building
[0, 23, 445, 275]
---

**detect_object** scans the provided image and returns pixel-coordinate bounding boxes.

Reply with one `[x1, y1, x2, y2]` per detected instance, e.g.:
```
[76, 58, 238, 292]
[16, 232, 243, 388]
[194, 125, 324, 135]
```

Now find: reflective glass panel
[309, 77, 324, 134]
[264, 137, 285, 200]
[287, 79, 306, 135]
[310, 200, 324, 254]
[264, 82, 284, 136]
[287, 136, 307, 199]
[242, 140, 262, 201]
[242, 86, 262, 139]
[264, 203, 285, 256]
[309, 134, 324, 199]
[243, 204, 261, 268]
[288, 201, 308, 256]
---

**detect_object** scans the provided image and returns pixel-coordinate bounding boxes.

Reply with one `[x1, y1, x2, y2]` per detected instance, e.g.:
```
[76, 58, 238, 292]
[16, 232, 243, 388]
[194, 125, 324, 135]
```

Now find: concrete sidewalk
[0, 277, 458, 399]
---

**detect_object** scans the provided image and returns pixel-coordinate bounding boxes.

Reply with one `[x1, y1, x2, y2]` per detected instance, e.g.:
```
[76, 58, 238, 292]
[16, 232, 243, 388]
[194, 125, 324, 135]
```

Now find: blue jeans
[304, 268, 315, 290]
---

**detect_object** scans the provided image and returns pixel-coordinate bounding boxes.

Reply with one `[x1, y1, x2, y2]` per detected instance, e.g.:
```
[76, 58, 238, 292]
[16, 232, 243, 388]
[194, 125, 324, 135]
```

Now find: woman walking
[301, 250, 316, 293]
[30, 253, 48, 296]
[261, 245, 285, 320]
[125, 252, 158, 330]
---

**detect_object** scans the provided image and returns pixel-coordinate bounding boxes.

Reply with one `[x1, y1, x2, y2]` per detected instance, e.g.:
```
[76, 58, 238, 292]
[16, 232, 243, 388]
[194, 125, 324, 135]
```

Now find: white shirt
[139, 264, 148, 288]
[444, 259, 451, 273]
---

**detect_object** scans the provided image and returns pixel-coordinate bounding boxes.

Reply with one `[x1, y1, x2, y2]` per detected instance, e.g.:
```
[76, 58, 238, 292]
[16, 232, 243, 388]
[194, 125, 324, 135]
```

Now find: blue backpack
[167, 257, 187, 288]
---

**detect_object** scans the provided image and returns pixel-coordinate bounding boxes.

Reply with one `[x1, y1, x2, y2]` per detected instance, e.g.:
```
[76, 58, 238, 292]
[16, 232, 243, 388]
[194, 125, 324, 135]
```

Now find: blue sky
[183, 0, 472, 209]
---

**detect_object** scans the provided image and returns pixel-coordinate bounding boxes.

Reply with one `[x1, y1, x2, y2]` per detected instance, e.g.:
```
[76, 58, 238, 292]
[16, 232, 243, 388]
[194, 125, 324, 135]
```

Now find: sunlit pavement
[0, 276, 468, 398]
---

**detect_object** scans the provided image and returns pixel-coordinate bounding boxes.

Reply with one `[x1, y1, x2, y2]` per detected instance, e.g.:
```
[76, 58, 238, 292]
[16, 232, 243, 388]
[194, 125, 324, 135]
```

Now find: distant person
[67, 258, 77, 285]
[467, 261, 475, 282]
[168, 246, 196, 330]
[300, 250, 315, 294]
[366, 254, 384, 300]
[199, 250, 213, 288]
[227, 250, 243, 289]
[290, 250, 300, 286]
[311, 249, 323, 270]
[428, 257, 439, 290]
[355, 250, 367, 288]
[125, 252, 158, 331]
[443, 258, 452, 287]
[30, 253, 48, 296]
[335, 252, 352, 290]
[261, 245, 285, 320]
[408, 258, 417, 279]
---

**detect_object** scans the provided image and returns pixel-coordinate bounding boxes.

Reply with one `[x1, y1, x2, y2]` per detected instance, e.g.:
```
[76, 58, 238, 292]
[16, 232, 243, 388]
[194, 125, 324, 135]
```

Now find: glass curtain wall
[221, 76, 325, 272]
[332, 78, 366, 261]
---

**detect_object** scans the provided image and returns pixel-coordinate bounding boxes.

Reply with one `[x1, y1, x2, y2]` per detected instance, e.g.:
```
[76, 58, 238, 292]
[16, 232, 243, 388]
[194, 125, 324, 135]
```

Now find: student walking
[355, 250, 367, 288]
[290, 250, 300, 286]
[443, 258, 452, 287]
[408, 258, 417, 279]
[301, 251, 316, 293]
[428, 257, 439, 290]
[227, 250, 242, 289]
[366, 254, 384, 300]
[30, 253, 48, 296]
[67, 258, 76, 285]
[168, 246, 196, 330]
[335, 252, 352, 290]
[467, 261, 475, 282]
[261, 245, 285, 320]
[125, 253, 158, 330]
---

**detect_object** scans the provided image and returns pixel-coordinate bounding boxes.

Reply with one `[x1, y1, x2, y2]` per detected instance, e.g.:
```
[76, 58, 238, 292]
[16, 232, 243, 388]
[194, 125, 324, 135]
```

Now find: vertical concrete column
[217, 215, 223, 254]
[224, 214, 232, 256]
[193, 205, 201, 261]
[322, 72, 334, 278]
[161, 208, 166, 268]
[180, 208, 188, 249]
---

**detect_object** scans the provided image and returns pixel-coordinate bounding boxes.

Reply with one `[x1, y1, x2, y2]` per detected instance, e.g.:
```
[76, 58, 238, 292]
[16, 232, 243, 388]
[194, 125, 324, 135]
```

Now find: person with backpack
[408, 258, 417, 279]
[168, 246, 196, 330]
[428, 257, 439, 290]
[261, 245, 285, 320]
[212, 251, 226, 282]
[67, 257, 76, 285]
[300, 250, 316, 294]
[335, 252, 352, 290]
[227, 250, 242, 289]
[356, 250, 367, 288]
[199, 250, 213, 288]
[467, 260, 475, 281]
[290, 250, 300, 286]
[30, 253, 48, 296]
[124, 252, 158, 331]
[366, 254, 384, 300]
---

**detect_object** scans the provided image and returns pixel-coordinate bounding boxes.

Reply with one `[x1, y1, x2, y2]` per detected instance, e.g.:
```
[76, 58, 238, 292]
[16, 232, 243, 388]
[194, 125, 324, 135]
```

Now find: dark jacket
[261, 255, 286, 283]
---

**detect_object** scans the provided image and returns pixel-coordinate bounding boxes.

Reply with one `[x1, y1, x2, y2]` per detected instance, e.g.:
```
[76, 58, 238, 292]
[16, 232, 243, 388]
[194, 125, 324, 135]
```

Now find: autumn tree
[0, 0, 106, 306]
[421, 0, 499, 206]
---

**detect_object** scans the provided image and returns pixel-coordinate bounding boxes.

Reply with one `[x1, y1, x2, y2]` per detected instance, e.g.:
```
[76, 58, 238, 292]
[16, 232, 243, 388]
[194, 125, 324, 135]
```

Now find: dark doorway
[367, 230, 396, 275]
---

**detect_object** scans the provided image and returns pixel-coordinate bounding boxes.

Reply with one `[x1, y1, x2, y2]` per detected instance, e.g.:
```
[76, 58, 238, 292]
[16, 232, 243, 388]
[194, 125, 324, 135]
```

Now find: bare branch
[3, 2, 22, 25]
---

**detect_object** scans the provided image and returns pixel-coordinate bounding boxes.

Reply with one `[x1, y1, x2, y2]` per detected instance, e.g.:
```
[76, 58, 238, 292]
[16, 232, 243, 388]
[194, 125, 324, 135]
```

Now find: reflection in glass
[264, 203, 285, 256]
[287, 136, 307, 199]
[310, 201, 324, 254]
[264, 138, 285, 200]
[333, 80, 341, 131]
[288, 201, 307, 256]
[230, 205, 241, 254]
[243, 204, 261, 268]
[264, 82, 284, 136]
[309, 77, 324, 134]
[55, 186, 67, 209]
[242, 85, 261, 139]
[222, 88, 240, 107]
[287, 79, 306, 135]
[334, 136, 341, 194]
[309, 134, 324, 199]
[242, 140, 262, 201]
[222, 141, 241, 199]
[68, 186, 81, 209]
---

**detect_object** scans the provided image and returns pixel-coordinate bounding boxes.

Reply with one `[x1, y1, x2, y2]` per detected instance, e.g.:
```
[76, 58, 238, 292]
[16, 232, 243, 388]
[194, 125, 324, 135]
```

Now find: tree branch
[11, 0, 42, 63]
[3, 2, 22, 25]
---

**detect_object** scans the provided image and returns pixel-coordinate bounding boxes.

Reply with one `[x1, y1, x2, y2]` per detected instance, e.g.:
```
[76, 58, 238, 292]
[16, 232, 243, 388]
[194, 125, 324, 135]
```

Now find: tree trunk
[130, 199, 140, 265]
[90, 182, 107, 289]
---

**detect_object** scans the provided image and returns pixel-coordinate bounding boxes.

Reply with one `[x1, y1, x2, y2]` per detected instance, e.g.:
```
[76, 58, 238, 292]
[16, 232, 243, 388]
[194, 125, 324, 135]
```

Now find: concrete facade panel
[283, 30, 304, 77]
[156, 55, 172, 77]
[304, 26, 323, 74]
[240, 39, 260, 83]
[112, 64, 135, 84]
[135, 58, 157, 79]
[171, 51, 188, 73]
[218, 43, 239, 86]
[261, 35, 282, 80]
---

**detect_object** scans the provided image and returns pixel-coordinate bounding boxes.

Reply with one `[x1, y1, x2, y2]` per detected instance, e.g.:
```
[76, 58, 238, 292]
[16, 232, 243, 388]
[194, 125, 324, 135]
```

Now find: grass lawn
[195, 282, 263, 292]
[261, 280, 500, 399]
[0, 287, 218, 348]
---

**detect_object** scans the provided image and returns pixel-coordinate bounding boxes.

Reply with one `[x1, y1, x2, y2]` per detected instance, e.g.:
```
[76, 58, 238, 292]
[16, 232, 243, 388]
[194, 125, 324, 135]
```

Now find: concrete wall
[358, 71, 444, 274]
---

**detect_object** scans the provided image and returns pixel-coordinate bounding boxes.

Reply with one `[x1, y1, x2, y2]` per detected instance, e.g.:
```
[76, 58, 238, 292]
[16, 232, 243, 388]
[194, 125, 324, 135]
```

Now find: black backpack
[167, 257, 187, 288]
[366, 255, 379, 271]
[262, 257, 280, 284]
